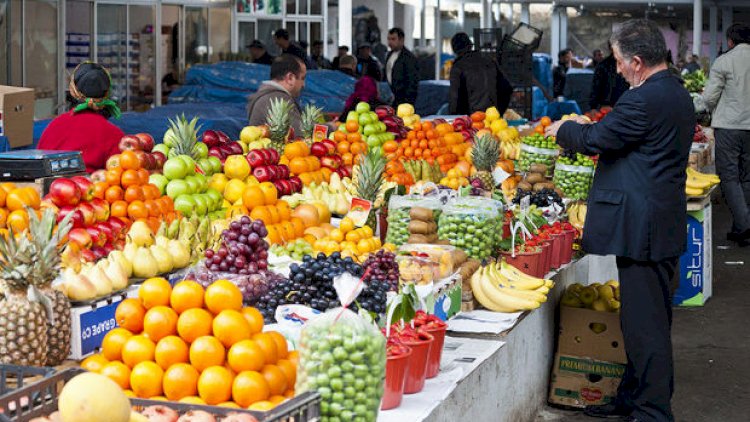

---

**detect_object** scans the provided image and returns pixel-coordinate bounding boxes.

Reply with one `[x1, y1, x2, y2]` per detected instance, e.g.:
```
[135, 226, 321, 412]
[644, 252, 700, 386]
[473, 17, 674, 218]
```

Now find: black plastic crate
[506, 22, 543, 51]
[0, 365, 57, 397]
[473, 28, 503, 55]
[0, 368, 320, 422]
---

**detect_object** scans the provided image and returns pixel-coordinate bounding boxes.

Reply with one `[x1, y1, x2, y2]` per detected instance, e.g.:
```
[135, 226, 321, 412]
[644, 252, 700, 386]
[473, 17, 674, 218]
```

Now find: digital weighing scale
[0, 150, 86, 180]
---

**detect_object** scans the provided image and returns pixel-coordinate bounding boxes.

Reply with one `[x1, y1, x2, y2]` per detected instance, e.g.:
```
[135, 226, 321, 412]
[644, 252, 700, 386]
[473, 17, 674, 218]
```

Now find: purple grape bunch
[362, 250, 399, 291]
[204, 216, 270, 274]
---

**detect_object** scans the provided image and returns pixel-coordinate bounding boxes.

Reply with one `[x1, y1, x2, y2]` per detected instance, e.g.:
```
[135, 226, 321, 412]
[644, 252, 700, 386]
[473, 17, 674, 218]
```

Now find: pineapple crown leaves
[265, 97, 293, 143]
[300, 103, 324, 139]
[167, 114, 203, 158]
[355, 148, 387, 203]
[472, 133, 500, 172]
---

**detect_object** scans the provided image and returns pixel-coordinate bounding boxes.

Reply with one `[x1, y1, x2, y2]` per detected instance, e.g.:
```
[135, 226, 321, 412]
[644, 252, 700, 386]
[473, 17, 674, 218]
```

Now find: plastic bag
[438, 197, 501, 260]
[553, 163, 595, 200]
[518, 143, 559, 174]
[296, 308, 386, 421]
[385, 195, 443, 246]
[183, 261, 285, 305]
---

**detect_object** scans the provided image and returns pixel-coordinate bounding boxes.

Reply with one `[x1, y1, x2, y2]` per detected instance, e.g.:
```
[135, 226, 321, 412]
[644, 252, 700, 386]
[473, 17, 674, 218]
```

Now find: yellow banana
[470, 268, 525, 312]
[479, 270, 541, 311]
[687, 167, 720, 184]
[487, 264, 548, 302]
[498, 261, 548, 289]
[686, 177, 711, 189]
[488, 281, 548, 303]
[685, 186, 704, 196]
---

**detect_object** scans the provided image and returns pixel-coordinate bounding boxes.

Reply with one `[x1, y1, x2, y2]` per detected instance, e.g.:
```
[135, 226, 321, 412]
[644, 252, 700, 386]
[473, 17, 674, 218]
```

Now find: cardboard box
[674, 201, 712, 306]
[432, 274, 462, 321]
[0, 86, 35, 148]
[68, 287, 137, 360]
[558, 306, 626, 363]
[548, 353, 626, 408]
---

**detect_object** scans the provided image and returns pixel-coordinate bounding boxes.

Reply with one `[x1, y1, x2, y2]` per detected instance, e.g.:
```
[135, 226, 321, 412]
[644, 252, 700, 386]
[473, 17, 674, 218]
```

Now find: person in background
[339, 63, 384, 122]
[545, 19, 694, 422]
[702, 23, 750, 245]
[448, 32, 512, 115]
[553, 48, 573, 97]
[161, 63, 180, 101]
[356, 44, 382, 77]
[589, 42, 630, 109]
[39, 62, 123, 173]
[248, 40, 275, 65]
[311, 40, 332, 70]
[337, 55, 357, 78]
[247, 54, 306, 137]
[386, 27, 419, 106]
[682, 54, 701, 73]
[332, 45, 349, 70]
[587, 49, 604, 69]
[273, 29, 307, 63]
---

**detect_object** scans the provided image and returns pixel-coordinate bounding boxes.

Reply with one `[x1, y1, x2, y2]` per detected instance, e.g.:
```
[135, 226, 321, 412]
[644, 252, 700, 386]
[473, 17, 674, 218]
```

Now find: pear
[591, 299, 609, 312]
[560, 291, 583, 308]
[133, 247, 159, 278]
[568, 283, 584, 295]
[123, 243, 138, 263]
[105, 260, 128, 290]
[155, 235, 171, 249]
[578, 286, 598, 306]
[330, 172, 342, 192]
[85, 263, 113, 296]
[108, 251, 133, 278]
[169, 239, 191, 269]
[66, 274, 98, 301]
[127, 220, 154, 247]
[149, 245, 174, 274]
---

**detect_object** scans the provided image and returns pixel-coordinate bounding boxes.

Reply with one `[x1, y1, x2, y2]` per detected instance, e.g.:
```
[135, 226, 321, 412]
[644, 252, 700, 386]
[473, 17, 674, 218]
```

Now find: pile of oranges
[311, 216, 386, 261]
[332, 121, 368, 168]
[280, 141, 332, 186]
[93, 150, 179, 232]
[385, 121, 468, 174]
[82, 278, 297, 411]
[240, 182, 306, 245]
[0, 183, 41, 236]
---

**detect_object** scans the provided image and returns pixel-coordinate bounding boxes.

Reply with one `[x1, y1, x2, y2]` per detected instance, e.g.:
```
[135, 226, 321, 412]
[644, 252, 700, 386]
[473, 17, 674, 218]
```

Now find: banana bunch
[500, 140, 521, 161]
[157, 217, 227, 265]
[686, 167, 720, 196]
[470, 260, 555, 313]
[560, 281, 620, 313]
[567, 202, 588, 231]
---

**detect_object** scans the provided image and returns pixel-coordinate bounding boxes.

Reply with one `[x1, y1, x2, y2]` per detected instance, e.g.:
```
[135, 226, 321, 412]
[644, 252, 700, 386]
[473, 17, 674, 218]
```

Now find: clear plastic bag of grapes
[296, 280, 386, 421]
[385, 195, 443, 247]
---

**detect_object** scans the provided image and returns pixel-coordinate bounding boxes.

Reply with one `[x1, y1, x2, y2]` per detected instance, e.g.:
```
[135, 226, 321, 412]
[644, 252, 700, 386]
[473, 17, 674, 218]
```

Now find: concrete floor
[536, 196, 750, 422]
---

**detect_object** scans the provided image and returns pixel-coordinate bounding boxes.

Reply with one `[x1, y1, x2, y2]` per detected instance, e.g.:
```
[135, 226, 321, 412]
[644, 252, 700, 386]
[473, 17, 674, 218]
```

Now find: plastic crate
[0, 365, 57, 397]
[473, 28, 503, 55]
[0, 368, 321, 422]
[506, 22, 543, 51]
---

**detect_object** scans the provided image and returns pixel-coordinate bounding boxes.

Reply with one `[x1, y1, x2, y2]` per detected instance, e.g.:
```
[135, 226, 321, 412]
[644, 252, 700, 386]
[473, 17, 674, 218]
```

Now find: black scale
[0, 150, 86, 180]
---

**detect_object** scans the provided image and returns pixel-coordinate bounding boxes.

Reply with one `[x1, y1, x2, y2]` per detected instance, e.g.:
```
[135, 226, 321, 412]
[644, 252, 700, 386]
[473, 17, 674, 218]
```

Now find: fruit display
[396, 103, 421, 128]
[389, 121, 464, 175]
[311, 139, 349, 178]
[376, 105, 410, 139]
[203, 216, 270, 274]
[157, 215, 225, 267]
[399, 244, 464, 280]
[350, 149, 390, 230]
[401, 159, 444, 184]
[561, 280, 620, 313]
[437, 198, 502, 260]
[239, 125, 272, 151]
[233, 182, 307, 245]
[396, 256, 435, 285]
[469, 260, 554, 313]
[282, 173, 353, 216]
[553, 151, 595, 200]
[60, 256, 130, 301]
[362, 249, 400, 292]
[384, 160, 416, 187]
[83, 277, 296, 410]
[296, 307, 386, 422]
[686, 167, 720, 196]
[245, 148, 302, 195]
[265, 98, 295, 154]
[269, 238, 314, 261]
[439, 168, 469, 190]
[469, 133, 501, 190]
[518, 134, 559, 175]
[280, 140, 334, 186]
[0, 183, 41, 235]
[202, 129, 246, 162]
[312, 216, 383, 261]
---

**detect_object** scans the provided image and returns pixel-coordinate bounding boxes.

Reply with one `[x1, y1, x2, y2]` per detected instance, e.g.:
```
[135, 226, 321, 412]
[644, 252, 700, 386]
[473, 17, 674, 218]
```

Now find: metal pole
[521, 2, 530, 25]
[560, 6, 567, 50]
[692, 0, 702, 56]
[338, 0, 351, 51]
[421, 0, 426, 47]
[435, 0, 441, 79]
[458, 0, 465, 28]
[551, 6, 560, 66]
[709, 5, 717, 63]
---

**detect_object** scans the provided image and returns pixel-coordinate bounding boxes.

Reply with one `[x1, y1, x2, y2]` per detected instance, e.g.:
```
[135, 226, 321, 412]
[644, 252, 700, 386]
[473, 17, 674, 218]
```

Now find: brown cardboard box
[548, 353, 626, 407]
[558, 306, 626, 363]
[0, 86, 35, 148]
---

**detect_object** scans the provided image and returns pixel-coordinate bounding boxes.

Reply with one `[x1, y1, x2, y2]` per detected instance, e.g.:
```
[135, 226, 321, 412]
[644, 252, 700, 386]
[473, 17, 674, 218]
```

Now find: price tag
[345, 198, 372, 227]
[313, 124, 329, 143]
[520, 195, 530, 213]
[492, 167, 511, 184]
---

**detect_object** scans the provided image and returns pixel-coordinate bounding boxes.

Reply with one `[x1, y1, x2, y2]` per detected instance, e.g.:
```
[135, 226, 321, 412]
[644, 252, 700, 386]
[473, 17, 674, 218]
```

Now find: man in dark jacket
[273, 29, 315, 69]
[448, 32, 512, 115]
[590, 43, 630, 109]
[248, 40, 275, 65]
[332, 45, 349, 70]
[553, 48, 573, 97]
[385, 27, 419, 106]
[247, 54, 306, 137]
[546, 19, 694, 422]
[311, 40, 332, 70]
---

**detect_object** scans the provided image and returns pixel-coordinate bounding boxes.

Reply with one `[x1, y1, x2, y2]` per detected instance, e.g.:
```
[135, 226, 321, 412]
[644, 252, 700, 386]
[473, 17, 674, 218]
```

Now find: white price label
[492, 167, 511, 184]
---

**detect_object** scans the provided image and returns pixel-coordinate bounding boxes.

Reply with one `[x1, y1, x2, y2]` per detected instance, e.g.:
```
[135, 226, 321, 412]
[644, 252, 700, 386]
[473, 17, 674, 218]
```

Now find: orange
[345, 120, 358, 133]
[339, 217, 355, 233]
[232, 371, 271, 407]
[130, 361, 164, 398]
[6, 188, 40, 211]
[101, 327, 133, 361]
[248, 401, 275, 411]
[143, 306, 178, 342]
[336, 141, 351, 154]
[213, 310, 252, 348]
[80, 353, 109, 373]
[288, 157, 310, 175]
[0, 182, 15, 195]
[7, 209, 29, 232]
[287, 350, 300, 366]
[137, 168, 150, 185]
[177, 308, 213, 343]
[540, 116, 552, 127]
[100, 361, 131, 390]
[104, 185, 124, 203]
[269, 395, 287, 404]
[265, 205, 280, 224]
[127, 200, 148, 219]
[105, 168, 123, 185]
[250, 206, 272, 224]
[261, 364, 288, 396]
[154, 335, 189, 370]
[197, 366, 233, 405]
[276, 201, 291, 221]
[163, 363, 200, 401]
[333, 130, 347, 143]
[124, 185, 144, 203]
[189, 336, 226, 372]
[170, 280, 205, 314]
[276, 359, 296, 387]
[142, 183, 161, 200]
[121, 335, 156, 368]
[266, 332, 288, 360]
[110, 200, 128, 218]
[204, 280, 243, 314]
[242, 186, 265, 210]
[350, 142, 364, 155]
[139, 277, 172, 309]
[258, 182, 277, 205]
[120, 150, 140, 170]
[92, 181, 108, 199]
[227, 340, 265, 373]
[144, 200, 160, 218]
[252, 333, 278, 365]
[115, 298, 146, 333]
[0, 187, 5, 208]
[290, 218, 305, 238]
[179, 396, 206, 404]
[241, 307, 264, 335]
[346, 132, 361, 144]
[120, 169, 140, 188]
[284, 389, 295, 398]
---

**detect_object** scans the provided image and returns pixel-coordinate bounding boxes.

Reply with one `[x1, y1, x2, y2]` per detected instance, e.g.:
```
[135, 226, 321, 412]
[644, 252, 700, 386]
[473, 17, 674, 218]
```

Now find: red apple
[259, 125, 271, 139]
[141, 153, 156, 170]
[310, 142, 328, 158]
[258, 149, 273, 164]
[135, 133, 154, 152]
[277, 164, 290, 180]
[70, 176, 94, 202]
[322, 139, 337, 155]
[253, 167, 272, 183]
[321, 156, 340, 170]
[90, 198, 110, 222]
[58, 206, 86, 229]
[273, 180, 287, 196]
[278, 179, 292, 195]
[266, 166, 279, 181]
[217, 131, 231, 144]
[152, 151, 167, 169]
[118, 135, 141, 152]
[48, 178, 82, 207]
[68, 228, 93, 248]
[107, 217, 126, 239]
[246, 150, 265, 168]
[133, 150, 149, 169]
[227, 142, 244, 155]
[77, 203, 96, 226]
[94, 222, 114, 243]
[208, 149, 225, 161]
[106, 154, 121, 170]
[288, 176, 302, 192]
[80, 248, 96, 262]
[202, 130, 220, 147]
[102, 243, 115, 255]
[91, 169, 107, 183]
[90, 246, 107, 260]
[86, 226, 106, 248]
[267, 148, 280, 164]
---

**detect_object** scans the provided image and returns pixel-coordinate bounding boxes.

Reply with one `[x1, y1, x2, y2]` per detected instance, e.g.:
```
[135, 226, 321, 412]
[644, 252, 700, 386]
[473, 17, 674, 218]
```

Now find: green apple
[192, 195, 208, 215]
[149, 174, 169, 194]
[363, 124, 377, 136]
[192, 142, 209, 159]
[174, 194, 197, 216]
[208, 156, 223, 174]
[152, 143, 170, 156]
[166, 179, 189, 198]
[346, 111, 359, 122]
[377, 122, 387, 133]
[163, 158, 189, 180]
[205, 188, 223, 210]
[358, 113, 371, 127]
[184, 176, 200, 194]
[355, 102, 371, 114]
[179, 156, 196, 175]
[367, 135, 381, 149]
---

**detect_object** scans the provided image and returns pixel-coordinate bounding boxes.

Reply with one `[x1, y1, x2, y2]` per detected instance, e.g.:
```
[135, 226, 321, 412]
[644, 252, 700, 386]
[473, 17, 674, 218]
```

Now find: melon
[58, 372, 131, 422]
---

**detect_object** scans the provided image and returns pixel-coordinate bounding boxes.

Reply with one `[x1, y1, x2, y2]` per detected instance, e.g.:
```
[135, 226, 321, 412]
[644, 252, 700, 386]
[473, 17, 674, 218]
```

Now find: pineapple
[265, 97, 293, 154]
[353, 149, 386, 231]
[300, 103, 324, 145]
[166, 114, 202, 159]
[471, 134, 500, 190]
[28, 209, 74, 365]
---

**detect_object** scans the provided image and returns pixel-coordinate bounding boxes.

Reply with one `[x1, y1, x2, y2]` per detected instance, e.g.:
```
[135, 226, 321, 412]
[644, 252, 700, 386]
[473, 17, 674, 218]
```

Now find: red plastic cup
[424, 324, 447, 378]
[402, 331, 434, 394]
[381, 346, 412, 410]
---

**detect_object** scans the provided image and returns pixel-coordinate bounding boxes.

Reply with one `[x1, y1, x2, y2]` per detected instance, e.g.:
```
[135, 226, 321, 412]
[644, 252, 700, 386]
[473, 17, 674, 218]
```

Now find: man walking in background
[385, 27, 419, 106]
[247, 54, 306, 137]
[590, 42, 630, 109]
[553, 48, 574, 97]
[703, 23, 750, 245]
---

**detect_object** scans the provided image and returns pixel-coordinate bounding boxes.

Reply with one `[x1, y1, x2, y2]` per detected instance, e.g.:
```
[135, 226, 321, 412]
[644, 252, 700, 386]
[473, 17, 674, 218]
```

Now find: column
[338, 0, 352, 50]
[421, 0, 426, 46]
[494, 3, 501, 28]
[551, 7, 561, 65]
[521, 2, 530, 25]
[480, 0, 491, 28]
[693, 0, 702, 56]
[709, 6, 718, 63]
[387, 0, 394, 32]
[560, 7, 568, 50]
[435, 0, 441, 79]
[458, 0, 465, 28]
[721, 7, 732, 52]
